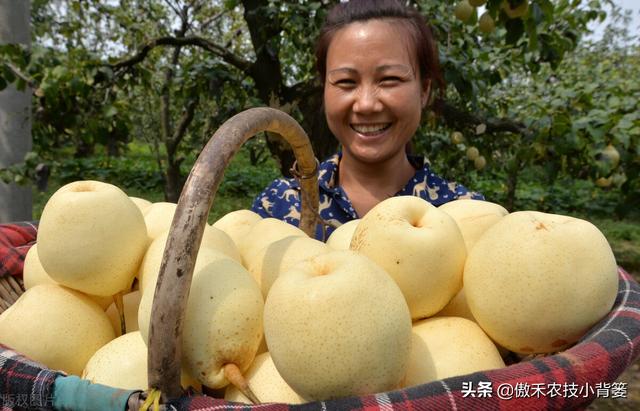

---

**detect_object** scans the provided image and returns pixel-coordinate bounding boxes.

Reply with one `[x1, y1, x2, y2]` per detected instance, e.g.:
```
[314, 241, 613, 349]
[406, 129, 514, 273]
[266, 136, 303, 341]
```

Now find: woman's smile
[350, 122, 393, 137]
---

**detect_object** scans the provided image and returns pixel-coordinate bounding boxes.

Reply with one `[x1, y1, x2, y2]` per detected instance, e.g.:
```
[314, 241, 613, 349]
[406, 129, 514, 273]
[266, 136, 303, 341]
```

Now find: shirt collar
[318, 153, 341, 193]
[316, 153, 430, 194]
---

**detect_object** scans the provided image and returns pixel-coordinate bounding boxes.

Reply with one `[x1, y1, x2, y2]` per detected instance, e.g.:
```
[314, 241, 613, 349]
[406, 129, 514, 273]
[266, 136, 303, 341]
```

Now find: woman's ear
[421, 78, 432, 108]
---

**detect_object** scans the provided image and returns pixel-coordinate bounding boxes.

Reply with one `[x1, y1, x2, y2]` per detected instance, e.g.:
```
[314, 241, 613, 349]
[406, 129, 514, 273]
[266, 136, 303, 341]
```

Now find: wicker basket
[1, 108, 640, 411]
[0, 275, 24, 314]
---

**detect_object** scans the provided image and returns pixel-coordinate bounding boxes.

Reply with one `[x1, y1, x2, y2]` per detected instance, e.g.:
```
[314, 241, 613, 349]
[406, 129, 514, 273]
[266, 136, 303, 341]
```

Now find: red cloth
[0, 344, 61, 410]
[0, 222, 38, 279]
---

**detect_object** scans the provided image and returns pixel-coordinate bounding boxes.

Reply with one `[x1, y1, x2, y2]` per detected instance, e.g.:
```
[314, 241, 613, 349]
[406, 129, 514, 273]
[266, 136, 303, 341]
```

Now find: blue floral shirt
[251, 153, 483, 241]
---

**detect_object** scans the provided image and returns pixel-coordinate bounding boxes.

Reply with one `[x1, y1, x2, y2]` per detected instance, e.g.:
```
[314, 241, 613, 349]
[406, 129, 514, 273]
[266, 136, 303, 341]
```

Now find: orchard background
[0, 1, 639, 407]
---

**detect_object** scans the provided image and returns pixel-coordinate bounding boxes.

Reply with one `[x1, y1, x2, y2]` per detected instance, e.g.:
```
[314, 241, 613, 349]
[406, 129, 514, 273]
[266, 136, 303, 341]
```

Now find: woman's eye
[381, 77, 401, 84]
[335, 79, 356, 87]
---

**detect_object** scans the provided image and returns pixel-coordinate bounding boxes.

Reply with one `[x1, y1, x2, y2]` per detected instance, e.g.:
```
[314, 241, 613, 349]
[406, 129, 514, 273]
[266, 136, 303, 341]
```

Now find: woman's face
[324, 19, 429, 165]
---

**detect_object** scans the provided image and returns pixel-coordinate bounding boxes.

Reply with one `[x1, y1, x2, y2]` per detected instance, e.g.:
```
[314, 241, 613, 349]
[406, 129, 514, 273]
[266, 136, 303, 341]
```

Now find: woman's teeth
[351, 123, 391, 134]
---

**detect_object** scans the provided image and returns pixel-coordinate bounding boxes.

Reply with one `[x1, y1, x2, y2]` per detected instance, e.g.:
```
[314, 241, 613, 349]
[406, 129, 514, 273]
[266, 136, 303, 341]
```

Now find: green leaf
[103, 105, 118, 118]
[223, 0, 239, 10]
[51, 66, 68, 79]
[505, 18, 525, 45]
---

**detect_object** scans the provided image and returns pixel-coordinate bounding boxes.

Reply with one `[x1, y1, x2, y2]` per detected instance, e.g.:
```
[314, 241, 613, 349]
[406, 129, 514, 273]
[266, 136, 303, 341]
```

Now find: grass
[587, 217, 640, 276]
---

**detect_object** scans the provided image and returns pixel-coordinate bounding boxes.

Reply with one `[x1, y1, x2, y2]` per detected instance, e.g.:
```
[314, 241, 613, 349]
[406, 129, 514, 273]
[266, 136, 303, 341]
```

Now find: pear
[350, 196, 466, 320]
[325, 219, 360, 250]
[37, 180, 147, 297]
[181, 258, 264, 389]
[238, 217, 307, 269]
[137, 230, 234, 293]
[247, 235, 331, 297]
[0, 284, 115, 375]
[137, 247, 230, 341]
[200, 224, 242, 263]
[438, 199, 508, 253]
[82, 331, 199, 391]
[129, 196, 152, 214]
[224, 352, 305, 404]
[23, 244, 114, 310]
[264, 250, 412, 401]
[212, 209, 262, 248]
[465, 211, 618, 354]
[403, 317, 505, 387]
[142, 201, 177, 241]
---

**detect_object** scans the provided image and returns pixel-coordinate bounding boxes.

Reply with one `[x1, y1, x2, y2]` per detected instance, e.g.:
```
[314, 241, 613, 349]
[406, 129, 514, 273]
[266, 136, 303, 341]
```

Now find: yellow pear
[464, 211, 618, 354]
[237, 217, 307, 268]
[23, 244, 57, 289]
[247, 235, 331, 297]
[436, 288, 476, 322]
[82, 331, 199, 391]
[23, 244, 114, 310]
[0, 284, 115, 375]
[264, 250, 412, 401]
[37, 180, 147, 297]
[142, 202, 177, 241]
[201, 224, 242, 263]
[437, 199, 508, 322]
[350, 196, 466, 320]
[403, 317, 505, 387]
[129, 196, 152, 214]
[137, 247, 231, 342]
[224, 352, 305, 404]
[212, 209, 262, 248]
[438, 199, 508, 253]
[182, 258, 264, 388]
[326, 219, 360, 250]
[137, 230, 232, 293]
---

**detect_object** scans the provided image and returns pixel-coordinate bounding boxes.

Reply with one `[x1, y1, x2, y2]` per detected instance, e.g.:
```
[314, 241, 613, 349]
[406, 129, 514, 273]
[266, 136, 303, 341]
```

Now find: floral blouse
[251, 153, 484, 241]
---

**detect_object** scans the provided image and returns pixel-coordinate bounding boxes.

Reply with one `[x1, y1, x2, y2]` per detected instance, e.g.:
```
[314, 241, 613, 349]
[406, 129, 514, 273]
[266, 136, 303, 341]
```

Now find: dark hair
[315, 0, 445, 103]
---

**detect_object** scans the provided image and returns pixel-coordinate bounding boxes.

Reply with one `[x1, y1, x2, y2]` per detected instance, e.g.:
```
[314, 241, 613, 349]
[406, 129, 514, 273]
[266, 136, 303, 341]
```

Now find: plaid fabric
[169, 267, 640, 411]
[0, 344, 62, 411]
[0, 222, 38, 279]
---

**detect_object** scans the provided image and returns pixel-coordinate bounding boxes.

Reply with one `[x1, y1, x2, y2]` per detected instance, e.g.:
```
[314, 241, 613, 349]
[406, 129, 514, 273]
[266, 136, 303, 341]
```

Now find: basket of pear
[1, 107, 640, 411]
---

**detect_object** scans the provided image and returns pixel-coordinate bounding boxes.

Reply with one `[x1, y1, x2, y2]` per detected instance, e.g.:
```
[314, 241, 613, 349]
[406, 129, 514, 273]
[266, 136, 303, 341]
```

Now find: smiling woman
[251, 0, 483, 241]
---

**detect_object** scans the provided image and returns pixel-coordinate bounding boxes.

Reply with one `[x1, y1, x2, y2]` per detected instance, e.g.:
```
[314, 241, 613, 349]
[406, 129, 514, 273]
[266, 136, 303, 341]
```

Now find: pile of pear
[0, 180, 619, 405]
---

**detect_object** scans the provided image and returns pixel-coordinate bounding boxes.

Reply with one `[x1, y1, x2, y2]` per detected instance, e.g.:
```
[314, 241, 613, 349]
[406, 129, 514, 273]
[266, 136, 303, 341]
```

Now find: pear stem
[113, 291, 126, 336]
[223, 363, 260, 404]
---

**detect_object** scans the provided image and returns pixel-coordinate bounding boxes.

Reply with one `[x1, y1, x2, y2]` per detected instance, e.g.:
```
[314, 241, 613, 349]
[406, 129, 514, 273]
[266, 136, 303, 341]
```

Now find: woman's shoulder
[251, 177, 301, 215]
[406, 156, 484, 205]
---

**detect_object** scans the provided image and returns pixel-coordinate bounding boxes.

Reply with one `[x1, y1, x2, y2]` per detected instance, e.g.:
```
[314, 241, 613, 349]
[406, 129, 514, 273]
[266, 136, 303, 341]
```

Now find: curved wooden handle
[147, 107, 319, 399]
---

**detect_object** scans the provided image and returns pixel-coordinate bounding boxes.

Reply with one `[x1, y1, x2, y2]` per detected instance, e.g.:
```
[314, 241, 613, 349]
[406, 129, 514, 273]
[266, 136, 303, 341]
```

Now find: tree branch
[200, 10, 227, 31]
[3, 62, 37, 89]
[436, 100, 534, 139]
[110, 36, 252, 74]
[171, 98, 199, 150]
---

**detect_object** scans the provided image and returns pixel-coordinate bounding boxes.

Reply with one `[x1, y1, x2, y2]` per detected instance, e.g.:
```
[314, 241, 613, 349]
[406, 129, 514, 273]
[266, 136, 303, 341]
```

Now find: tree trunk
[505, 157, 521, 212]
[0, 0, 32, 223]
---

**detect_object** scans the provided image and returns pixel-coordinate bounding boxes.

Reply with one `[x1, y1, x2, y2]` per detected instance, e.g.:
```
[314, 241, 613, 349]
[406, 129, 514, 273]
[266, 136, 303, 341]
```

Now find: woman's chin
[344, 148, 393, 165]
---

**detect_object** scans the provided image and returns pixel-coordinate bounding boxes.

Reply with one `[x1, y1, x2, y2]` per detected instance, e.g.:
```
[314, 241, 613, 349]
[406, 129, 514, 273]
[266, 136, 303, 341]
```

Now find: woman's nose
[353, 85, 382, 113]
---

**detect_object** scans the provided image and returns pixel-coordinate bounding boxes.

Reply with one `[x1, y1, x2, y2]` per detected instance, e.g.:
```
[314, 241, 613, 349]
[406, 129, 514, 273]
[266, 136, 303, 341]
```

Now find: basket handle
[147, 107, 320, 399]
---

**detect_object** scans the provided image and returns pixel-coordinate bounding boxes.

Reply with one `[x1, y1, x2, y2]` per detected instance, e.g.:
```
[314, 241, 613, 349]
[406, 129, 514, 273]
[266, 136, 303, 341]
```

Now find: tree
[0, 0, 32, 223]
[0, 0, 626, 206]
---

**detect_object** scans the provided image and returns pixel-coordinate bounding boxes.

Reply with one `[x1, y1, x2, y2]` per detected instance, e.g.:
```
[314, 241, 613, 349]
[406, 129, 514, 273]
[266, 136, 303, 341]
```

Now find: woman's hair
[315, 0, 445, 102]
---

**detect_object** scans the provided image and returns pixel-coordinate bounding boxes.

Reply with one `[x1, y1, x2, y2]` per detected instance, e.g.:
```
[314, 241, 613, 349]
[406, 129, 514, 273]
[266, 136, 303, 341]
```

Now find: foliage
[1, 0, 637, 215]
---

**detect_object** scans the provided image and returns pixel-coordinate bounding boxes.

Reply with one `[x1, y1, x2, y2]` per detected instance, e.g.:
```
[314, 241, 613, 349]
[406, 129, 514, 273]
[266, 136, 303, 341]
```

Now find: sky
[587, 0, 640, 41]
